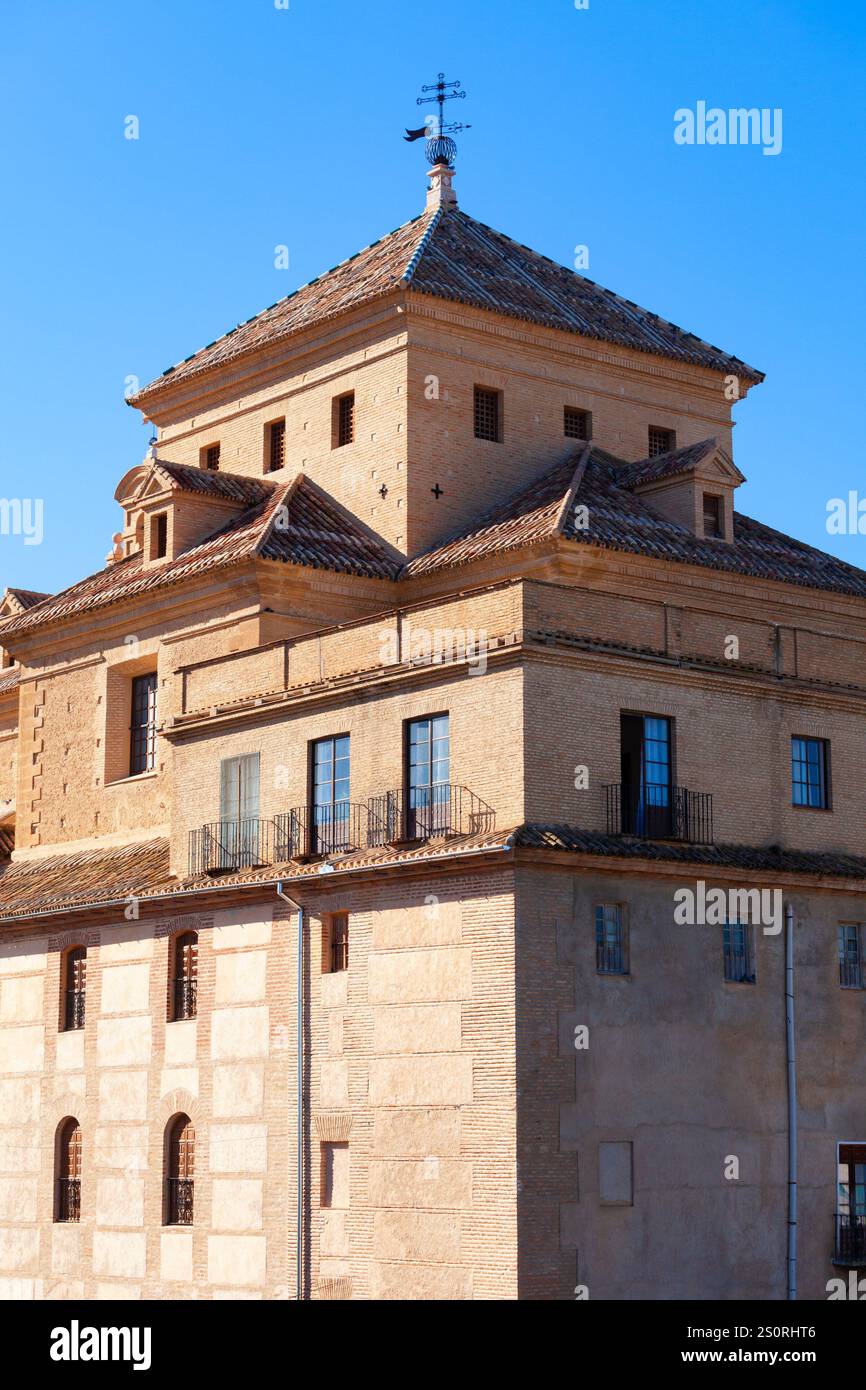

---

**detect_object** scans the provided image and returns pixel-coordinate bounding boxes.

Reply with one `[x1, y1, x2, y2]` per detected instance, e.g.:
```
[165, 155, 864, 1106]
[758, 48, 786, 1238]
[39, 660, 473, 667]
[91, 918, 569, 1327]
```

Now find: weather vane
[404, 72, 471, 167]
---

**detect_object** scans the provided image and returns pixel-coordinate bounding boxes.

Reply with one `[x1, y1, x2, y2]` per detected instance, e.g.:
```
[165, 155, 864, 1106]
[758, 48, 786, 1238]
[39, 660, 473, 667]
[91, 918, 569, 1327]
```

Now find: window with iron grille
[474, 387, 501, 442]
[267, 418, 286, 473]
[723, 920, 755, 983]
[130, 672, 158, 775]
[335, 393, 355, 448]
[564, 406, 591, 441]
[170, 931, 198, 1020]
[203, 443, 221, 471]
[328, 914, 349, 974]
[839, 924, 864, 989]
[152, 512, 168, 559]
[791, 736, 830, 809]
[595, 904, 628, 975]
[62, 946, 86, 1031]
[56, 1117, 82, 1223]
[703, 493, 724, 539]
[647, 426, 675, 458]
[166, 1114, 195, 1225]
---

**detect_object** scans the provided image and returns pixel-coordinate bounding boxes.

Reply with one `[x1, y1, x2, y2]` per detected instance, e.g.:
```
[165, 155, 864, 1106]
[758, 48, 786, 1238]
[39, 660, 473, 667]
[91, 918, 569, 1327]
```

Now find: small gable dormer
[616, 439, 744, 543]
[113, 459, 274, 569]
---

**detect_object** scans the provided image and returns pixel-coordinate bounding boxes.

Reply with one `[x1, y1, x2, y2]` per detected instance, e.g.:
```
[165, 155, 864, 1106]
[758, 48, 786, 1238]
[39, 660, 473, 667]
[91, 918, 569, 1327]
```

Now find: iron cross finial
[404, 72, 471, 167]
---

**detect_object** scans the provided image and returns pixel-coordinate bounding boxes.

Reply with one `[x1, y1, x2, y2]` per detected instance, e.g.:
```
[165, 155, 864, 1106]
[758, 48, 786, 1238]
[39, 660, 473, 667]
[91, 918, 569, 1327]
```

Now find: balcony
[605, 783, 714, 845]
[167, 1178, 194, 1227]
[189, 788, 496, 876]
[367, 786, 496, 846]
[835, 1213, 866, 1267]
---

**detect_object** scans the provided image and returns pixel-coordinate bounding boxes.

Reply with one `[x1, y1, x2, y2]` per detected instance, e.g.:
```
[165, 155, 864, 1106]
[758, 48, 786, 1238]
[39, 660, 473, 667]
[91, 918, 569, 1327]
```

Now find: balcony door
[407, 715, 450, 838]
[838, 1144, 866, 1263]
[620, 714, 672, 837]
[311, 735, 350, 854]
[219, 753, 261, 867]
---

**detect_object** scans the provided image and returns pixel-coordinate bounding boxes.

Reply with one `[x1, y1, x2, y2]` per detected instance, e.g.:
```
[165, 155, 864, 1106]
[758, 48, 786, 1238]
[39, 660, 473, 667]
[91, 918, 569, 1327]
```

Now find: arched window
[62, 946, 86, 1031]
[166, 1114, 195, 1225]
[56, 1118, 81, 1223]
[170, 932, 198, 1021]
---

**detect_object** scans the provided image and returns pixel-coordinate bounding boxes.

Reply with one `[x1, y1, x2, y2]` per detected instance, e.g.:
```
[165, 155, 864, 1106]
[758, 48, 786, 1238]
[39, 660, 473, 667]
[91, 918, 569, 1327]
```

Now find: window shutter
[220, 757, 239, 822]
[240, 753, 260, 821]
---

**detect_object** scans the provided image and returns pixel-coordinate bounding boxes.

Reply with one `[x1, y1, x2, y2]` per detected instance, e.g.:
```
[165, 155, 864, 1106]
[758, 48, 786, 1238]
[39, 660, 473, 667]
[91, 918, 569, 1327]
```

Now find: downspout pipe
[785, 901, 797, 1301]
[277, 883, 304, 1302]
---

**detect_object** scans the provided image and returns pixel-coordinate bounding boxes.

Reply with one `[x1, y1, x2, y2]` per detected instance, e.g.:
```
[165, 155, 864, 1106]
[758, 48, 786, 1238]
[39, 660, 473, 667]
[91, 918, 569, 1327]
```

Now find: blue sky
[1, 0, 864, 594]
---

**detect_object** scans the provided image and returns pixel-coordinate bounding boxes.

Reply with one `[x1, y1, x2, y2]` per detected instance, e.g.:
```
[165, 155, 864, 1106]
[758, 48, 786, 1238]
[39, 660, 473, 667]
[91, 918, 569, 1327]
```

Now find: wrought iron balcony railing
[167, 1178, 194, 1227]
[171, 977, 197, 1022]
[189, 818, 275, 876]
[57, 1178, 80, 1224]
[64, 989, 85, 1032]
[835, 1212, 866, 1266]
[605, 783, 714, 844]
[275, 802, 372, 859]
[367, 785, 496, 846]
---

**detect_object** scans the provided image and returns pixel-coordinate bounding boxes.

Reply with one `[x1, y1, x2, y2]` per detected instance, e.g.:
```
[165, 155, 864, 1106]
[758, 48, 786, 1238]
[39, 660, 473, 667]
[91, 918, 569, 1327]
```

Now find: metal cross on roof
[404, 72, 471, 167]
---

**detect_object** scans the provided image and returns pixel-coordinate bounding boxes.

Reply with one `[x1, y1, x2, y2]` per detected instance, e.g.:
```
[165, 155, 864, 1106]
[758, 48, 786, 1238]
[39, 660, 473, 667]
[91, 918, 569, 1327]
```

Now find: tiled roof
[404, 444, 866, 599]
[512, 824, 866, 880]
[4, 588, 51, 611]
[614, 438, 720, 489]
[130, 214, 433, 404]
[0, 470, 399, 639]
[0, 827, 13, 860]
[0, 668, 20, 697]
[131, 208, 762, 404]
[0, 839, 170, 920]
[149, 459, 273, 506]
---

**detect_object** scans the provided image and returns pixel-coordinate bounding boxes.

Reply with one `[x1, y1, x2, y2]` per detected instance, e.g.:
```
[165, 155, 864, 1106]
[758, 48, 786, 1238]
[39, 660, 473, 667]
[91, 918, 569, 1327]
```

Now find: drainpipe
[277, 883, 304, 1301]
[785, 900, 797, 1301]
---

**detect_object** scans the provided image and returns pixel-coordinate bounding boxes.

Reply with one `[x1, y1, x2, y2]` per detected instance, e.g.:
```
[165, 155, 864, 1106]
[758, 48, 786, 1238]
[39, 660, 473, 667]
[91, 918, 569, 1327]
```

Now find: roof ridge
[251, 475, 303, 559]
[400, 207, 442, 284]
[553, 444, 593, 536]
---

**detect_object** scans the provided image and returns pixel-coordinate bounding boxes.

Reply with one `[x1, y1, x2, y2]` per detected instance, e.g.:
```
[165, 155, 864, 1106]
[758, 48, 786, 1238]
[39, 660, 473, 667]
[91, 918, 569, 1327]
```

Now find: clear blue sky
[1, 0, 864, 594]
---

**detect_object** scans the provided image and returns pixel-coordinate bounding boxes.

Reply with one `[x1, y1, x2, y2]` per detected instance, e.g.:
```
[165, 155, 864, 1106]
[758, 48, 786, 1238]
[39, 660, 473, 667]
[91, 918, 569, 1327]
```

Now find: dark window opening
[335, 393, 355, 448]
[596, 905, 628, 975]
[130, 672, 158, 776]
[153, 512, 168, 559]
[836, 1144, 866, 1264]
[792, 736, 829, 809]
[474, 387, 501, 442]
[329, 914, 349, 974]
[839, 924, 863, 989]
[267, 419, 286, 473]
[648, 426, 676, 457]
[564, 406, 591, 441]
[703, 493, 724, 539]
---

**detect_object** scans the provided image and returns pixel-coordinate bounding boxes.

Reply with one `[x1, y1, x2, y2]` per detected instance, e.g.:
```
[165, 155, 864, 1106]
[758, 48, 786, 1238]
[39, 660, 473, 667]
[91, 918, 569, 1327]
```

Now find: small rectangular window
[474, 387, 501, 442]
[647, 426, 675, 458]
[326, 913, 349, 974]
[334, 393, 355, 448]
[564, 406, 591, 441]
[267, 419, 286, 473]
[703, 494, 724, 539]
[791, 736, 830, 809]
[321, 1142, 349, 1209]
[130, 672, 158, 775]
[153, 512, 168, 559]
[723, 920, 755, 984]
[202, 443, 221, 471]
[839, 924, 863, 989]
[595, 905, 628, 975]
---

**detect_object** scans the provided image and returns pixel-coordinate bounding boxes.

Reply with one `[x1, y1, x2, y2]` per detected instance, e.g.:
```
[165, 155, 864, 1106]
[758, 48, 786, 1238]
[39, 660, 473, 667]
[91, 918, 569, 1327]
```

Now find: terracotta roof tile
[0, 839, 170, 920]
[150, 459, 273, 506]
[0, 668, 20, 697]
[405, 445, 866, 599]
[0, 472, 398, 639]
[132, 208, 762, 405]
[0, 827, 13, 860]
[5, 588, 51, 610]
[614, 438, 720, 488]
